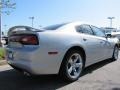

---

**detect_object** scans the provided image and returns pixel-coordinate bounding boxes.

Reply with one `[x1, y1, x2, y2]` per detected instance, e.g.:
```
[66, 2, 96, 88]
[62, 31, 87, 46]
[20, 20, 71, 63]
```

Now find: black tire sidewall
[113, 46, 119, 60]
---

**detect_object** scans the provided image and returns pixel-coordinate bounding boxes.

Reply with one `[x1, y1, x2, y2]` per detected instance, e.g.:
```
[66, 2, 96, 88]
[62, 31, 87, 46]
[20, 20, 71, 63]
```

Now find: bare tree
[0, 0, 16, 46]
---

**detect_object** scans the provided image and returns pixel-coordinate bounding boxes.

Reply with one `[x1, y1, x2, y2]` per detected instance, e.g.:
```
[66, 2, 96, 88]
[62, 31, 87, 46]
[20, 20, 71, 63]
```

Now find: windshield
[43, 23, 67, 30]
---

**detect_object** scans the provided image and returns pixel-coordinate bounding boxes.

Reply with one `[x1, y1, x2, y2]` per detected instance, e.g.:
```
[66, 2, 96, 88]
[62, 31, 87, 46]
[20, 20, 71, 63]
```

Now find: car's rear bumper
[6, 47, 65, 75]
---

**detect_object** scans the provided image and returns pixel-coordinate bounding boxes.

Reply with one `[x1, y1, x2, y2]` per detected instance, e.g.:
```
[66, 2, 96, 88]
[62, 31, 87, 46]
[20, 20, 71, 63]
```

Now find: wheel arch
[59, 46, 86, 73]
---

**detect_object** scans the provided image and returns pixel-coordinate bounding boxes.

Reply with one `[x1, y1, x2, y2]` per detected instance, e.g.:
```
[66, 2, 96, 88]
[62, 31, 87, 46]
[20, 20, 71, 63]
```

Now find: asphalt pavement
[0, 54, 120, 90]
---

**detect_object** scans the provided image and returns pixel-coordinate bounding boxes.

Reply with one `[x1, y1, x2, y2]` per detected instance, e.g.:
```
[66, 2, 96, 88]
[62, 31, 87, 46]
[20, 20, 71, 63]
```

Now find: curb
[0, 60, 7, 66]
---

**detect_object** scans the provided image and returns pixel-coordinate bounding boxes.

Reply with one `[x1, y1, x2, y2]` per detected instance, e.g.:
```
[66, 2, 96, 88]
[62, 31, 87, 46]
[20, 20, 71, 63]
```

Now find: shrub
[0, 48, 5, 60]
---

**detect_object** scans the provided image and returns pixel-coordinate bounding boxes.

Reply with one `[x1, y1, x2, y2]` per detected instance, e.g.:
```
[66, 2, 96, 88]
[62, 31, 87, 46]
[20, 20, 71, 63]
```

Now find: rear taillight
[20, 35, 38, 45]
[9, 34, 39, 45]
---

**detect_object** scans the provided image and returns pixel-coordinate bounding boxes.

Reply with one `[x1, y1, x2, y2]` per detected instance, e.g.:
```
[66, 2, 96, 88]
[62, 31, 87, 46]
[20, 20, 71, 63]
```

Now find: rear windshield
[43, 23, 67, 30]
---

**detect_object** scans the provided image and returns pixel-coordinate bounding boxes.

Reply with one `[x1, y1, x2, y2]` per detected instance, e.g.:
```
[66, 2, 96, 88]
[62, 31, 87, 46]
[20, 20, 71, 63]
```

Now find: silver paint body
[6, 22, 118, 75]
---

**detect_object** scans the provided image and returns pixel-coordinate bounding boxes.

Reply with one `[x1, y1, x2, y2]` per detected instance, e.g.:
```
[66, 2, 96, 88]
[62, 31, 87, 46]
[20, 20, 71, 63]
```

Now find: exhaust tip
[23, 71, 31, 76]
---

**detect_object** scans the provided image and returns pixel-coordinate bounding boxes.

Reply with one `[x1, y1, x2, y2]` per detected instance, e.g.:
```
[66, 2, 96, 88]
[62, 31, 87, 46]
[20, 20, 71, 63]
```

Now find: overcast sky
[2, 0, 120, 34]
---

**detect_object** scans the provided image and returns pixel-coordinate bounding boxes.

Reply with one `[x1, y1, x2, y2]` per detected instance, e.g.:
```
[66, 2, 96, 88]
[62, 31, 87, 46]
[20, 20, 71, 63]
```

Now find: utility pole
[3, 24, 7, 36]
[29, 16, 34, 27]
[0, 0, 16, 46]
[107, 17, 115, 28]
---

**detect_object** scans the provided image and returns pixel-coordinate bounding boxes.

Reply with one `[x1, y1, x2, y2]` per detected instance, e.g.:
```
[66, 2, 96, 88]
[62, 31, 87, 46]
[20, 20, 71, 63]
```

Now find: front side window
[91, 26, 105, 37]
[76, 25, 94, 35]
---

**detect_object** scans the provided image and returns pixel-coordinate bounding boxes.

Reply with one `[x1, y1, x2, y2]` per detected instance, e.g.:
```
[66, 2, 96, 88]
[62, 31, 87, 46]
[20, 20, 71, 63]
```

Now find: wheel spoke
[75, 63, 82, 68]
[69, 59, 73, 65]
[74, 55, 79, 63]
[68, 66, 73, 74]
[73, 70, 78, 76]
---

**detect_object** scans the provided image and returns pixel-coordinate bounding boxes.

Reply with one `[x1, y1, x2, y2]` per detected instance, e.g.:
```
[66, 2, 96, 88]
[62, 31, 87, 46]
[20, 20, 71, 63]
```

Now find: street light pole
[107, 17, 115, 28]
[0, 13, 1, 44]
[3, 24, 7, 35]
[29, 16, 34, 27]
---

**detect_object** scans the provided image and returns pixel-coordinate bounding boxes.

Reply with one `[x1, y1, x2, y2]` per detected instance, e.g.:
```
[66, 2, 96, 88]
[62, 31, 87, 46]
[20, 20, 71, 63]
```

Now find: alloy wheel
[67, 53, 83, 79]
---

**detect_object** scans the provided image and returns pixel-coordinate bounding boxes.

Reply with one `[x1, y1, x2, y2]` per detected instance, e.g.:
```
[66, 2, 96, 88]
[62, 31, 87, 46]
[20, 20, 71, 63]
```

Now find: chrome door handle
[100, 42, 103, 43]
[83, 38, 87, 41]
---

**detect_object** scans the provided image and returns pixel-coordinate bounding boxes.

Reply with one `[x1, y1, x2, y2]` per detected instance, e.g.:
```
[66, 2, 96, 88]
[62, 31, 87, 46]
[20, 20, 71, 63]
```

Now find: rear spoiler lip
[8, 25, 45, 36]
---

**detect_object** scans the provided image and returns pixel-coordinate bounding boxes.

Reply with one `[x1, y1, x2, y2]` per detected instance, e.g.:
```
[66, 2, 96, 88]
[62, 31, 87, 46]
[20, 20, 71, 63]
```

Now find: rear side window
[76, 24, 94, 35]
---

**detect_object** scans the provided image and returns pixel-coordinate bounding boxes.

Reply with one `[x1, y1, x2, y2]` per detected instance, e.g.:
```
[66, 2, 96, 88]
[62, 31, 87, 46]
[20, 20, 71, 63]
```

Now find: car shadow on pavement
[112, 88, 120, 90]
[0, 59, 116, 90]
[81, 59, 114, 76]
[0, 69, 70, 90]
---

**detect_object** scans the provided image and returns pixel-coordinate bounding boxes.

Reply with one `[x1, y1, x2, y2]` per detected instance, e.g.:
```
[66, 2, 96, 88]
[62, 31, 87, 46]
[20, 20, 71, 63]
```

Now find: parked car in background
[111, 31, 120, 40]
[101, 27, 120, 39]
[101, 28, 119, 41]
[1, 36, 8, 47]
[101, 27, 120, 47]
[2, 36, 8, 45]
[6, 22, 119, 81]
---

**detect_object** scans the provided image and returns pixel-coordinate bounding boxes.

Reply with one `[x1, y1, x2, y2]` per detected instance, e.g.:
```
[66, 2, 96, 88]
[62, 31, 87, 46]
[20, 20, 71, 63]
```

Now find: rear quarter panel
[37, 31, 86, 72]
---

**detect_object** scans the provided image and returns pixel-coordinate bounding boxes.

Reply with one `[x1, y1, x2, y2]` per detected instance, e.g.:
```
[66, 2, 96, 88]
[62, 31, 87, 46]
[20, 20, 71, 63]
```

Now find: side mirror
[106, 33, 112, 38]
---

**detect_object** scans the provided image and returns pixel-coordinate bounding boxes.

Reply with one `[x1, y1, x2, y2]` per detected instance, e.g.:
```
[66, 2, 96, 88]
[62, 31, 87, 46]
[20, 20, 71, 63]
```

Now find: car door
[76, 24, 106, 65]
[90, 25, 111, 60]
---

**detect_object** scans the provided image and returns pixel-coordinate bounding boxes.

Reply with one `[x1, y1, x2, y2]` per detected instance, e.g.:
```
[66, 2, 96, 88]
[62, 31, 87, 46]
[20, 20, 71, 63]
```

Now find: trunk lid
[8, 26, 42, 48]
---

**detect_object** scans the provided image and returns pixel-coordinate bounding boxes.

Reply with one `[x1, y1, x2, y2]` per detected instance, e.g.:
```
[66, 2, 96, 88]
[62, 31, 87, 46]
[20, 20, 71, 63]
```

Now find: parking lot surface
[0, 53, 120, 90]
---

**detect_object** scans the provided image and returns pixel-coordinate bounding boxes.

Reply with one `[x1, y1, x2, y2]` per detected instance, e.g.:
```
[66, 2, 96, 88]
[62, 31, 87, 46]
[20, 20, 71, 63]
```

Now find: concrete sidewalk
[0, 60, 7, 66]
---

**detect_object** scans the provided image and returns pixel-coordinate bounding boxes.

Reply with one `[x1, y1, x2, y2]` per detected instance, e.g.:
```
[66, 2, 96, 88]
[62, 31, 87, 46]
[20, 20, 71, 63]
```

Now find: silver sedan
[6, 21, 119, 81]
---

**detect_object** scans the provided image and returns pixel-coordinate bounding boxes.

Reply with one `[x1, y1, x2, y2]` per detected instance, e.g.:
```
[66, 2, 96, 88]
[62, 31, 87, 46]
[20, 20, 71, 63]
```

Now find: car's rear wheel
[60, 50, 84, 82]
[112, 46, 119, 60]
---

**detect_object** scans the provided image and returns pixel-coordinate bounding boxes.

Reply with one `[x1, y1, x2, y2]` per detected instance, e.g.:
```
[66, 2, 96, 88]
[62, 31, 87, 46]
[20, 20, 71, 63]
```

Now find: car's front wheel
[112, 46, 119, 60]
[60, 50, 84, 82]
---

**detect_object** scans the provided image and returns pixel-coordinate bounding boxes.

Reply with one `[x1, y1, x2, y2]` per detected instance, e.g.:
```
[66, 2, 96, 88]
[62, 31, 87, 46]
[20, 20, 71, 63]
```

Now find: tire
[59, 50, 84, 82]
[112, 46, 119, 61]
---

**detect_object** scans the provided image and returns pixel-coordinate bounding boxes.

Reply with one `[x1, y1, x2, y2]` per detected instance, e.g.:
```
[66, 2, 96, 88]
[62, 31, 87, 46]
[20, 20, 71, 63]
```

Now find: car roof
[54, 21, 92, 32]
[65, 21, 91, 26]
